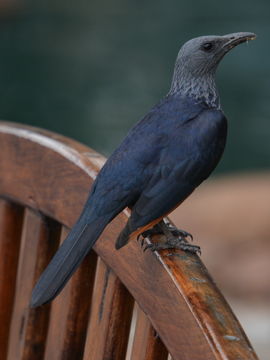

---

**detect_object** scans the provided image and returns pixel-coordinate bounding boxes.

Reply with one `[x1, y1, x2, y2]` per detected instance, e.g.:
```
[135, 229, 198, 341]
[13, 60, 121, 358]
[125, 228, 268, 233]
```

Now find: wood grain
[0, 122, 259, 360]
[83, 257, 134, 360]
[129, 304, 168, 360]
[44, 226, 97, 360]
[7, 209, 61, 360]
[0, 199, 24, 360]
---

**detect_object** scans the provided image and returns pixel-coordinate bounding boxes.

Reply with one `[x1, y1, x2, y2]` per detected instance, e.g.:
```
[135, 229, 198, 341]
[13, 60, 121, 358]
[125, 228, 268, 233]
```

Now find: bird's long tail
[31, 211, 110, 307]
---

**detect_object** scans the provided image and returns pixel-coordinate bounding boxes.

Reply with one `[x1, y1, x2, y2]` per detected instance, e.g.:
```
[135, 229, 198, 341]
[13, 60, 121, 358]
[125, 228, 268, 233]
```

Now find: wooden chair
[0, 121, 259, 360]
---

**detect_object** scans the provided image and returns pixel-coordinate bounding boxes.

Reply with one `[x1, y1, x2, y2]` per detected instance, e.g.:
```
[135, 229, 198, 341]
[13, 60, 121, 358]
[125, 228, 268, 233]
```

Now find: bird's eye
[202, 42, 214, 51]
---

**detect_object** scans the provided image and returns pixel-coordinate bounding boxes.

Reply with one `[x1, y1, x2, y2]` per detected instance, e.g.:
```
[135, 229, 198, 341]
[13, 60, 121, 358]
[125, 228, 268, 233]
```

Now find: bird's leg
[137, 224, 161, 247]
[142, 219, 200, 255]
[139, 224, 163, 238]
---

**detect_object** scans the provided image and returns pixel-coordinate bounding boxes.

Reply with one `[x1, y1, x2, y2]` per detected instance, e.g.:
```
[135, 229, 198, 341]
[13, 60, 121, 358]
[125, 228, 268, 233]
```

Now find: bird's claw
[137, 234, 145, 248]
[167, 225, 193, 241]
[143, 240, 201, 255]
[143, 243, 153, 252]
[138, 221, 199, 255]
[177, 242, 201, 255]
[140, 223, 194, 242]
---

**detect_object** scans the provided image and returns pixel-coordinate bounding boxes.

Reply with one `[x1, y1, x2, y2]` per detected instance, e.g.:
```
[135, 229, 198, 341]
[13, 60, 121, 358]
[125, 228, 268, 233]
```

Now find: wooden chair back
[0, 122, 259, 360]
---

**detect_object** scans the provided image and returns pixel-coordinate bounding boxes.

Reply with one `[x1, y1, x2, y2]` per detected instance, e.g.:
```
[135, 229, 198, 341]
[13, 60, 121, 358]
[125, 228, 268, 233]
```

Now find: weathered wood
[0, 122, 259, 360]
[0, 199, 24, 359]
[83, 257, 134, 360]
[0, 122, 100, 228]
[44, 226, 97, 360]
[130, 304, 168, 360]
[7, 209, 61, 360]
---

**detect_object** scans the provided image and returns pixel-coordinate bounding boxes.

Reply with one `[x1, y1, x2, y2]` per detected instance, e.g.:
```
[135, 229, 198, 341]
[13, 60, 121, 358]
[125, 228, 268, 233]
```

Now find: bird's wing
[91, 95, 206, 217]
[115, 108, 227, 248]
[129, 159, 198, 230]
[114, 158, 196, 249]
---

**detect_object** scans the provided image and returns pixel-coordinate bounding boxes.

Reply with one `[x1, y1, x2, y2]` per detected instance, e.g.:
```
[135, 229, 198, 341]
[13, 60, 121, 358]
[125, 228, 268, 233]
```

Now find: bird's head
[170, 32, 256, 107]
[177, 32, 256, 76]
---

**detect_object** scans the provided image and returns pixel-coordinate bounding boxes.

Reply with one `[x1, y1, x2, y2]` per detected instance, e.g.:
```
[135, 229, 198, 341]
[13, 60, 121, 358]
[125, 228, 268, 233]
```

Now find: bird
[31, 32, 256, 307]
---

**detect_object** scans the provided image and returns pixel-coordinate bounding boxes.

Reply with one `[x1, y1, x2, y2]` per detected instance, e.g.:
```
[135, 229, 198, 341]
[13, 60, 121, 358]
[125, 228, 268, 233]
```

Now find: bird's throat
[169, 65, 220, 109]
[170, 73, 220, 109]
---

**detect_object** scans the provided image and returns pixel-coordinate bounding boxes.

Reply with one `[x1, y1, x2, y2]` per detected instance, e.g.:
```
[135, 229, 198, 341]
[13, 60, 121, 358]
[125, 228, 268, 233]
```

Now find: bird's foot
[143, 237, 201, 255]
[137, 224, 162, 247]
[138, 220, 200, 255]
[138, 223, 193, 242]
[165, 225, 193, 241]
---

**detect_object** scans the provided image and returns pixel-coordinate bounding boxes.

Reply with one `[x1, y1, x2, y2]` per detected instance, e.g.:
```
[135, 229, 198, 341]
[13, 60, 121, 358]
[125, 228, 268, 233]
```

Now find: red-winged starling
[31, 32, 256, 307]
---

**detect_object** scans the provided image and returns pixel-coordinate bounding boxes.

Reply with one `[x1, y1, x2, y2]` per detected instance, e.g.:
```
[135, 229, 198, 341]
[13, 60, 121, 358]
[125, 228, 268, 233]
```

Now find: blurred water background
[0, 0, 269, 358]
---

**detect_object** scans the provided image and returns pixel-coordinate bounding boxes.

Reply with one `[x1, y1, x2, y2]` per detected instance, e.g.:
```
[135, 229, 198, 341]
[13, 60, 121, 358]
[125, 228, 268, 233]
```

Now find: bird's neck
[169, 69, 221, 109]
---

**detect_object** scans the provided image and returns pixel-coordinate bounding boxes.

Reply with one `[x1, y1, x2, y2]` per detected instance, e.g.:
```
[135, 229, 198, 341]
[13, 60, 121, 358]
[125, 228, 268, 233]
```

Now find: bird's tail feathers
[31, 213, 110, 307]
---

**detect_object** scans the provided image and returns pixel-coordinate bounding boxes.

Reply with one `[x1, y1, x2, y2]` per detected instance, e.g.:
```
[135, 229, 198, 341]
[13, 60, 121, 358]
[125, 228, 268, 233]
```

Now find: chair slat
[7, 209, 61, 360]
[83, 257, 134, 360]
[130, 305, 168, 360]
[0, 199, 24, 359]
[44, 226, 97, 360]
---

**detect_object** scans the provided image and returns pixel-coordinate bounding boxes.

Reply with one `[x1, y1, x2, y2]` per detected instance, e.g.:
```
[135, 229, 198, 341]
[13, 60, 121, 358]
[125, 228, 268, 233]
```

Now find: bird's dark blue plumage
[116, 97, 227, 246]
[31, 32, 255, 307]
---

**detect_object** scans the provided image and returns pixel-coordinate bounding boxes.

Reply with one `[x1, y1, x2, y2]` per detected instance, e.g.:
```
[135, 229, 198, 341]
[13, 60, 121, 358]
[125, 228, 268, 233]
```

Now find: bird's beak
[222, 32, 256, 52]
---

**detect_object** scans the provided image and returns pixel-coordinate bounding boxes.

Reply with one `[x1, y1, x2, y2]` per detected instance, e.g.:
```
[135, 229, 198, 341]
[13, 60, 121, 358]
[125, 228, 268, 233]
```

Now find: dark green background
[0, 0, 269, 174]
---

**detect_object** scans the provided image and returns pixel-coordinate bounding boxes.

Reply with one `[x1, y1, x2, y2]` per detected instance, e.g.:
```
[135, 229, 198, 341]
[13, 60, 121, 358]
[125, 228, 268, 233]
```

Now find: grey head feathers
[170, 32, 256, 109]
